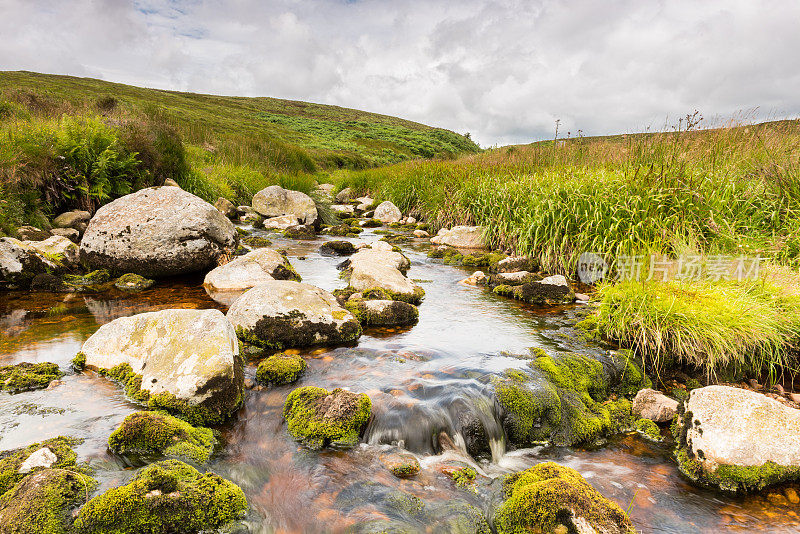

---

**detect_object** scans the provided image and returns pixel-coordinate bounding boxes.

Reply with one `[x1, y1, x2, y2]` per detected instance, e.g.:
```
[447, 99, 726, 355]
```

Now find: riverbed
[1, 226, 797, 533]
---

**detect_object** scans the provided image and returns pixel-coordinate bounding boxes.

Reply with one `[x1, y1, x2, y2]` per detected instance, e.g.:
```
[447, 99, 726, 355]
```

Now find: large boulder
[347, 249, 423, 304]
[226, 281, 362, 350]
[252, 185, 317, 225]
[493, 462, 635, 534]
[632, 388, 678, 422]
[79, 308, 243, 425]
[25, 235, 80, 267]
[80, 187, 238, 278]
[0, 238, 58, 289]
[431, 226, 486, 249]
[675, 385, 800, 493]
[203, 248, 300, 305]
[373, 201, 402, 223]
[283, 386, 372, 449]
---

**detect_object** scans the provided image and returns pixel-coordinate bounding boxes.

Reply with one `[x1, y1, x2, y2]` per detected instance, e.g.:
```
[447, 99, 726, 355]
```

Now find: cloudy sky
[1, 0, 798, 146]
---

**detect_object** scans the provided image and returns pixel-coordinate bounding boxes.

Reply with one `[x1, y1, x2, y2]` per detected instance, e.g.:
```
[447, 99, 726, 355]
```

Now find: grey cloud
[1, 0, 798, 146]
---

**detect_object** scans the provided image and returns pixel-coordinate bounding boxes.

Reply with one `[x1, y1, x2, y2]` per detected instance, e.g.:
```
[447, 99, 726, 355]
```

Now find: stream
[1, 225, 798, 533]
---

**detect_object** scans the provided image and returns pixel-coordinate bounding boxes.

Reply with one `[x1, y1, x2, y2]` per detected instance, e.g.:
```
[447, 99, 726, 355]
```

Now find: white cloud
[1, 0, 798, 146]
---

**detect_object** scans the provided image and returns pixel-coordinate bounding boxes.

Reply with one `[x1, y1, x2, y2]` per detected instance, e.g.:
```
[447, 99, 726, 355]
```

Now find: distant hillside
[0, 71, 479, 170]
[0, 71, 479, 233]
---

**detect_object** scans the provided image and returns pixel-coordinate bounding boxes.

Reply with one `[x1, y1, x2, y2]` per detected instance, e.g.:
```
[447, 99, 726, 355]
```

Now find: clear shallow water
[1, 227, 798, 533]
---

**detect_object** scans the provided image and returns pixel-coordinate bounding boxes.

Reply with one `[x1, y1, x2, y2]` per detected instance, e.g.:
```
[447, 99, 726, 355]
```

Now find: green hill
[0, 71, 479, 232]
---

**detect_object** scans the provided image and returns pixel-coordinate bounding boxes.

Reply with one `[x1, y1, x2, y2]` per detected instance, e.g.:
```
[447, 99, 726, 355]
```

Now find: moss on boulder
[0, 362, 62, 393]
[0, 437, 82, 496]
[494, 351, 647, 447]
[283, 386, 372, 449]
[108, 411, 217, 464]
[256, 353, 307, 385]
[320, 240, 357, 256]
[0, 468, 97, 534]
[494, 462, 635, 534]
[344, 299, 419, 327]
[72, 459, 247, 534]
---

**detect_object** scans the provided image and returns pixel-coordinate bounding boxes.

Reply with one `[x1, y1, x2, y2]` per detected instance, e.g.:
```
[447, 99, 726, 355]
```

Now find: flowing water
[2, 227, 798, 533]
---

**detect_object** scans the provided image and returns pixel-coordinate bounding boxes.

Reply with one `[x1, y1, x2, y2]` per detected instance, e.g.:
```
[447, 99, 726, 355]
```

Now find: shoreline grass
[581, 275, 800, 381]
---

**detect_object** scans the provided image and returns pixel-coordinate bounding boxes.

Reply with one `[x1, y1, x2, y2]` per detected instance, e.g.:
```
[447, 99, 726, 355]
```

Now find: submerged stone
[108, 411, 218, 464]
[494, 462, 635, 534]
[72, 459, 247, 533]
[256, 353, 307, 386]
[283, 386, 372, 449]
[0, 362, 62, 393]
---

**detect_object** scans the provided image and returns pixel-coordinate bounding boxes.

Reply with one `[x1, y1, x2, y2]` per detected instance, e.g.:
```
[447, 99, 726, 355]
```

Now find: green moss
[0, 436, 83, 496]
[256, 354, 307, 385]
[107, 411, 217, 464]
[147, 392, 236, 428]
[635, 418, 662, 441]
[361, 218, 382, 228]
[241, 235, 272, 248]
[283, 386, 372, 449]
[235, 309, 362, 350]
[494, 462, 635, 534]
[344, 299, 419, 327]
[63, 269, 111, 287]
[113, 273, 155, 291]
[0, 362, 62, 392]
[99, 363, 150, 403]
[0, 468, 98, 534]
[99, 364, 240, 426]
[450, 466, 477, 488]
[495, 371, 561, 445]
[72, 460, 247, 534]
[71, 352, 86, 371]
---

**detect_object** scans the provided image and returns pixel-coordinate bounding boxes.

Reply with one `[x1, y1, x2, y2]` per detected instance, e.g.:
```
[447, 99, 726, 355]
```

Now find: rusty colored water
[1, 227, 797, 533]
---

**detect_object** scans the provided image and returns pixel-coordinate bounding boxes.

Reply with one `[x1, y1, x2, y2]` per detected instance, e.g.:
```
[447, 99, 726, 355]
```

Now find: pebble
[575, 293, 591, 301]
[785, 488, 800, 504]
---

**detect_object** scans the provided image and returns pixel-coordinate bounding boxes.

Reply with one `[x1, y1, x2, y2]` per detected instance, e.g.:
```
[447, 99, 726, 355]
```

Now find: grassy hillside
[0, 71, 478, 231]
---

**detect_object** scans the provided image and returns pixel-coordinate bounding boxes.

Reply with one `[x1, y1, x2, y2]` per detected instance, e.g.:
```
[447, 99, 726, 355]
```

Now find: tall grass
[584, 276, 800, 381]
[339, 120, 800, 272]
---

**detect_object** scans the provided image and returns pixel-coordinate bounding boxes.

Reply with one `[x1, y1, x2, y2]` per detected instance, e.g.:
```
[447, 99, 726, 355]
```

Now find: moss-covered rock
[227, 281, 362, 350]
[113, 273, 155, 291]
[241, 235, 273, 248]
[72, 459, 247, 534]
[494, 351, 646, 447]
[283, 224, 316, 240]
[382, 452, 420, 478]
[494, 462, 635, 534]
[0, 362, 62, 393]
[673, 385, 800, 493]
[0, 468, 97, 534]
[492, 275, 575, 306]
[256, 354, 307, 386]
[62, 269, 112, 291]
[108, 411, 217, 464]
[0, 437, 82, 496]
[634, 418, 663, 441]
[283, 386, 372, 449]
[320, 240, 356, 256]
[344, 299, 419, 327]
